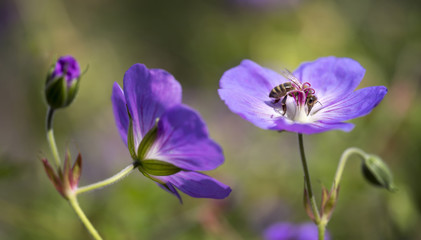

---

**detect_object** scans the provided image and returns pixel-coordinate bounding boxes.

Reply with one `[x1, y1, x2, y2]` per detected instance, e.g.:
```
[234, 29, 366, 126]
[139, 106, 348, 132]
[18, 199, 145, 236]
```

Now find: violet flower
[219, 57, 387, 134]
[264, 222, 330, 240]
[112, 63, 231, 201]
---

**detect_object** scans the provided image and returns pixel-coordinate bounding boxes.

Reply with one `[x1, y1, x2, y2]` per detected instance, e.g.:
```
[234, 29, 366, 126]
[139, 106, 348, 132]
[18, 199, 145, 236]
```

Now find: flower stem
[46, 108, 61, 168]
[317, 222, 327, 240]
[297, 134, 321, 223]
[332, 147, 367, 190]
[76, 162, 138, 195]
[67, 194, 103, 240]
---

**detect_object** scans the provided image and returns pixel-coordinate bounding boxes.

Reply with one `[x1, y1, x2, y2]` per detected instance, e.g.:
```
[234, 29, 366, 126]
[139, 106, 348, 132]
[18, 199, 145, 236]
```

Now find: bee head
[306, 95, 318, 115]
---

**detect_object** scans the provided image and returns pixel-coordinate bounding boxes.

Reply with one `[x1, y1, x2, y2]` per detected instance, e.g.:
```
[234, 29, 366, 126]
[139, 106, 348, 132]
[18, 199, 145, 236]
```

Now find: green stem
[332, 147, 367, 190]
[297, 134, 321, 223]
[76, 162, 137, 195]
[318, 222, 327, 240]
[68, 194, 103, 240]
[46, 108, 61, 168]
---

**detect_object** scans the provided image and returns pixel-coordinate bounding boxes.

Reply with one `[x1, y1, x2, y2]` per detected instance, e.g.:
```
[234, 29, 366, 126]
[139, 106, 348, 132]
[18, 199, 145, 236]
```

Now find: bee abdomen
[269, 84, 287, 98]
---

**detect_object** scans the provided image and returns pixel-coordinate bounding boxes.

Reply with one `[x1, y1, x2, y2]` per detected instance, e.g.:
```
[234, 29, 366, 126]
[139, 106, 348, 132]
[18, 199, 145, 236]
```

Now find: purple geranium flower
[51, 55, 81, 85]
[264, 222, 330, 240]
[112, 63, 231, 201]
[219, 57, 387, 134]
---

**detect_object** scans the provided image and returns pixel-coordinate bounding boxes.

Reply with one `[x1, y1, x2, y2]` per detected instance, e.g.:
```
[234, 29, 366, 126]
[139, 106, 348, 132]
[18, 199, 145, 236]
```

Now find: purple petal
[157, 171, 231, 199]
[293, 57, 366, 106]
[123, 64, 182, 146]
[220, 59, 287, 101]
[219, 89, 278, 130]
[148, 105, 224, 171]
[271, 120, 355, 134]
[111, 82, 129, 146]
[315, 86, 387, 123]
[52, 55, 81, 83]
[263, 222, 296, 240]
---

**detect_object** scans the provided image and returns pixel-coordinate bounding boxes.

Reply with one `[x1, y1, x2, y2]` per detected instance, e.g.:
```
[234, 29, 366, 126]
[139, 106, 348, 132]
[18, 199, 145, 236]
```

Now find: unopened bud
[362, 155, 396, 191]
[45, 56, 81, 109]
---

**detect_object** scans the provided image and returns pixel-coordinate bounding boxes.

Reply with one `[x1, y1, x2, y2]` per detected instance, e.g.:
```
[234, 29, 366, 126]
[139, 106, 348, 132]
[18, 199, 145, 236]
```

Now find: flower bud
[45, 56, 81, 109]
[362, 155, 396, 191]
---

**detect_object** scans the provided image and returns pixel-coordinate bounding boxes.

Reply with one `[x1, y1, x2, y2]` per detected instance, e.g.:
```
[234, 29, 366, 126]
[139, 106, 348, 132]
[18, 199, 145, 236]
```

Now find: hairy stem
[68, 194, 103, 240]
[76, 162, 138, 195]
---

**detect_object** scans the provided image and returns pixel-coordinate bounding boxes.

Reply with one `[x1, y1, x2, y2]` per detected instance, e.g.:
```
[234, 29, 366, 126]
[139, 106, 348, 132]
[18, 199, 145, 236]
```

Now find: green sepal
[141, 159, 181, 176]
[362, 155, 397, 192]
[127, 107, 137, 160]
[320, 186, 339, 221]
[65, 77, 80, 106]
[71, 153, 82, 187]
[45, 77, 67, 109]
[45, 64, 55, 85]
[41, 158, 62, 194]
[138, 167, 167, 185]
[137, 120, 158, 160]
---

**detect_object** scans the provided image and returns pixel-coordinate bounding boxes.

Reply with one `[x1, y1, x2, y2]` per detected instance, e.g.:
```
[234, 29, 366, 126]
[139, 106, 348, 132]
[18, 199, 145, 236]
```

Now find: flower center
[270, 82, 320, 123]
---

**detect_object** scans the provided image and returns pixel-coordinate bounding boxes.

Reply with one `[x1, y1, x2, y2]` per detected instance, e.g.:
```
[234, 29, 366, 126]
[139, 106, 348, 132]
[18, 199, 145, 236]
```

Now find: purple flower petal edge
[111, 82, 129, 145]
[157, 171, 231, 199]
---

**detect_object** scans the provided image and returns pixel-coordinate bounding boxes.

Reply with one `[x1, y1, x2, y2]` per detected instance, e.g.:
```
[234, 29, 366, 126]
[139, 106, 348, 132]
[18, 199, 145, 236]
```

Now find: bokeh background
[1, 0, 421, 239]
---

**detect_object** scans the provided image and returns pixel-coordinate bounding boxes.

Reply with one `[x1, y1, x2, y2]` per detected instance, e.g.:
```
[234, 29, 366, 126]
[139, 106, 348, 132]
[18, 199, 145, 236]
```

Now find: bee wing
[280, 68, 301, 87]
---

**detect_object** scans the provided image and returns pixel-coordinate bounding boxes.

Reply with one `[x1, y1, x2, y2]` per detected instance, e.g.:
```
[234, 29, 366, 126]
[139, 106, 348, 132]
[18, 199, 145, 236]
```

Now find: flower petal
[315, 86, 387, 123]
[123, 64, 182, 146]
[293, 57, 366, 106]
[147, 105, 224, 171]
[271, 120, 355, 134]
[219, 89, 278, 130]
[157, 171, 231, 199]
[111, 82, 129, 145]
[220, 59, 287, 101]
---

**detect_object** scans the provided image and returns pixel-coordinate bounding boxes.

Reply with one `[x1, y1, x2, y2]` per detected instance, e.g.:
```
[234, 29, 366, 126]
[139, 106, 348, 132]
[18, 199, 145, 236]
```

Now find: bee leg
[281, 96, 288, 115]
[274, 99, 280, 104]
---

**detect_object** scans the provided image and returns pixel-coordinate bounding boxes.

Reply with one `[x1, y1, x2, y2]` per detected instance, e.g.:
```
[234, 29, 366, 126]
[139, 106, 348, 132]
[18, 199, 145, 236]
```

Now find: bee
[305, 92, 318, 115]
[268, 81, 296, 103]
[269, 68, 320, 116]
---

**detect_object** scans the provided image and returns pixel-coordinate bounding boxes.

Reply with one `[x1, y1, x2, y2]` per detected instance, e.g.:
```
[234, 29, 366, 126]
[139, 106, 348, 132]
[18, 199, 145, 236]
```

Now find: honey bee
[269, 68, 320, 115]
[305, 92, 318, 115]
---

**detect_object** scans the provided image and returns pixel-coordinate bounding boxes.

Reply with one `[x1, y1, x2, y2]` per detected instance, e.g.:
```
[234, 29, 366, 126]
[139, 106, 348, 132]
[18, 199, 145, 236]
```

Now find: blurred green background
[1, 0, 421, 239]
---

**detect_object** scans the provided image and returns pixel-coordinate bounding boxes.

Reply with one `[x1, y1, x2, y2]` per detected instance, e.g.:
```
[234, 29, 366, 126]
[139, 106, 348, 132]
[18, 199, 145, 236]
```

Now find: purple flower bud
[45, 55, 82, 109]
[51, 56, 81, 84]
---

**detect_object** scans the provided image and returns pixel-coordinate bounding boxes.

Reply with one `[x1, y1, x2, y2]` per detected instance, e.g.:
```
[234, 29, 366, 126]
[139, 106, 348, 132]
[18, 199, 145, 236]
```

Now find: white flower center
[270, 85, 322, 124]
